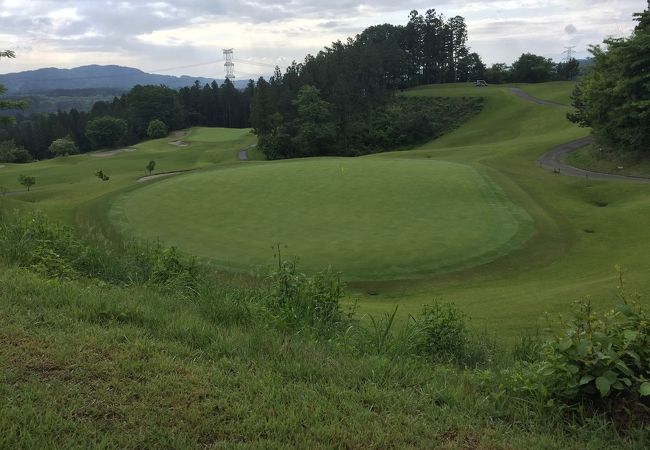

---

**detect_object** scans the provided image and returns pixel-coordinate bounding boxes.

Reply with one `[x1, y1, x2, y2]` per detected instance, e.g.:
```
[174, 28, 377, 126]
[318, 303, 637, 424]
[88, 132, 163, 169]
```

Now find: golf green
[110, 158, 532, 280]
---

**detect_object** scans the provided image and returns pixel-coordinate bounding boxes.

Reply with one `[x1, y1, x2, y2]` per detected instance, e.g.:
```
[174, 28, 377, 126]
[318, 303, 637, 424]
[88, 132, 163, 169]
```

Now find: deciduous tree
[18, 174, 35, 191]
[49, 137, 79, 156]
[146, 119, 168, 139]
[568, 6, 650, 155]
[146, 160, 156, 175]
[511, 53, 555, 83]
[86, 116, 128, 149]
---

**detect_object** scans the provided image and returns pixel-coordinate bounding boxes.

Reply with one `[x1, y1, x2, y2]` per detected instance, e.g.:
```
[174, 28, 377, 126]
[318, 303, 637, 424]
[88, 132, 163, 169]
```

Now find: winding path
[537, 139, 650, 183]
[238, 144, 257, 161]
[509, 87, 650, 183]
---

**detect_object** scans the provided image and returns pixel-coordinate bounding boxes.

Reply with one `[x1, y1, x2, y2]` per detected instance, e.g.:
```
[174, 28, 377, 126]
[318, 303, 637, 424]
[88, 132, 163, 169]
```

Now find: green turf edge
[105, 159, 534, 282]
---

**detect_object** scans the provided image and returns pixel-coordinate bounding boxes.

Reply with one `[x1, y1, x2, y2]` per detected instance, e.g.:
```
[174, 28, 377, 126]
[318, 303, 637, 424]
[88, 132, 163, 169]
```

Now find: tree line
[0, 79, 253, 161]
[250, 9, 488, 159]
[483, 54, 581, 84]
[1, 8, 589, 164]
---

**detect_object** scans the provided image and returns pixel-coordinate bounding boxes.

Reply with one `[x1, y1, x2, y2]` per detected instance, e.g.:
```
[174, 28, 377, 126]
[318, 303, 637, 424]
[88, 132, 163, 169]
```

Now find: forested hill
[0, 65, 249, 94]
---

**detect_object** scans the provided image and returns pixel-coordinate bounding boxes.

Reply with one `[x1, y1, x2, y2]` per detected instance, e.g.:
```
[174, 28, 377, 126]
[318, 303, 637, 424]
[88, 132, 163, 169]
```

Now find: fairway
[4, 82, 650, 339]
[110, 158, 532, 279]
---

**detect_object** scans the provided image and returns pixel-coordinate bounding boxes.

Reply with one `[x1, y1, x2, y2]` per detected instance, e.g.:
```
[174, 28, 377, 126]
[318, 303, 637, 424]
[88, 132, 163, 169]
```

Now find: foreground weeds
[0, 211, 648, 448]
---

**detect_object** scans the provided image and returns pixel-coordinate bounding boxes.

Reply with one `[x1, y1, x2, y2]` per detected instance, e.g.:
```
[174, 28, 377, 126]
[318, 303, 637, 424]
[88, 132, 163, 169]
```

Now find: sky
[0, 0, 645, 78]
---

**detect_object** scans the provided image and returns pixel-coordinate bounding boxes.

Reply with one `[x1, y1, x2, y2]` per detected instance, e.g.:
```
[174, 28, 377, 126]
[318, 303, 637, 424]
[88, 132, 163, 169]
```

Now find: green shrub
[0, 211, 198, 295]
[267, 250, 345, 334]
[415, 302, 468, 363]
[537, 298, 650, 414]
[350, 302, 497, 367]
[0, 140, 31, 163]
[49, 137, 79, 156]
[411, 302, 498, 367]
[512, 329, 544, 363]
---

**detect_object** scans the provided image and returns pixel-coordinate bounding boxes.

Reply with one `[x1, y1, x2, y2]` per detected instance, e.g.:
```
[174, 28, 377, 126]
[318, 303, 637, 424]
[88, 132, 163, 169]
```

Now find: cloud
[0, 0, 643, 75]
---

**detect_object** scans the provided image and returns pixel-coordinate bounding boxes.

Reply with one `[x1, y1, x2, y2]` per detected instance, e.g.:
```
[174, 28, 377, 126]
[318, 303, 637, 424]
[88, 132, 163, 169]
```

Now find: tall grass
[1, 209, 648, 434]
[0, 210, 199, 295]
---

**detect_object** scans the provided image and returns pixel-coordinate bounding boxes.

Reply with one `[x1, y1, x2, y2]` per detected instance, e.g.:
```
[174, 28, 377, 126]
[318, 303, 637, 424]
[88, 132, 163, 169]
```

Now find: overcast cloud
[0, 0, 644, 77]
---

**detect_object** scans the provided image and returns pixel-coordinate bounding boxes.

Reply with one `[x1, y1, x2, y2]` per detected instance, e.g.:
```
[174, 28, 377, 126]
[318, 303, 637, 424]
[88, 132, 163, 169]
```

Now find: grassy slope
[2, 83, 650, 448]
[109, 158, 532, 280]
[0, 128, 255, 224]
[0, 266, 638, 449]
[511, 81, 576, 105]
[2, 83, 649, 341]
[353, 84, 650, 338]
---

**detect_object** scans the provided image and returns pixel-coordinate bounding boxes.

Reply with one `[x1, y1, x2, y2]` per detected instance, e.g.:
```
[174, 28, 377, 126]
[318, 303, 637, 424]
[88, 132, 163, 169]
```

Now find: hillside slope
[0, 64, 249, 94]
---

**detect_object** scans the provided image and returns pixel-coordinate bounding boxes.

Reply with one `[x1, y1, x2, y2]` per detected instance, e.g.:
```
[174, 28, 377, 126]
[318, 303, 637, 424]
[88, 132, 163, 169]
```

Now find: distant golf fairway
[110, 158, 532, 280]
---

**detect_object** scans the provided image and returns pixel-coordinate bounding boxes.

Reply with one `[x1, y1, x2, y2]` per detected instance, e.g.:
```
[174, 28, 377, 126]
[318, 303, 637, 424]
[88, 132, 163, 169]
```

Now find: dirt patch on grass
[238, 144, 258, 161]
[0, 165, 5, 169]
[137, 170, 193, 183]
[169, 140, 189, 148]
[93, 147, 136, 158]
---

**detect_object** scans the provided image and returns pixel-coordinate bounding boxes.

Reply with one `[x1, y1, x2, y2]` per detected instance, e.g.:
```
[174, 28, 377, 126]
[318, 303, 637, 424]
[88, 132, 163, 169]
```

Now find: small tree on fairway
[146, 119, 168, 139]
[18, 174, 35, 191]
[95, 170, 110, 181]
[146, 160, 156, 175]
[49, 137, 79, 156]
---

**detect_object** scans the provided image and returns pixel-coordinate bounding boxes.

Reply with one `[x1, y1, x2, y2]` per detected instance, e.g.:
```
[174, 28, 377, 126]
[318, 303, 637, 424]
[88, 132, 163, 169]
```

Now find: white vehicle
[475, 80, 488, 87]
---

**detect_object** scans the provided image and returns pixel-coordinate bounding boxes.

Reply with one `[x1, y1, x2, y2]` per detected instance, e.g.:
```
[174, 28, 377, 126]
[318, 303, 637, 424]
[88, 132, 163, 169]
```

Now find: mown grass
[511, 81, 576, 105]
[2, 82, 649, 342]
[0, 127, 256, 224]
[109, 157, 532, 280]
[352, 83, 650, 339]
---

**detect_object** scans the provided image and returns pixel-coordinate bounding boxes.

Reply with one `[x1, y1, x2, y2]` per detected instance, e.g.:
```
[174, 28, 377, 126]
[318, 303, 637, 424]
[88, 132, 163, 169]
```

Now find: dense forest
[250, 10, 487, 159]
[249, 9, 580, 159]
[1, 9, 583, 163]
[0, 80, 252, 161]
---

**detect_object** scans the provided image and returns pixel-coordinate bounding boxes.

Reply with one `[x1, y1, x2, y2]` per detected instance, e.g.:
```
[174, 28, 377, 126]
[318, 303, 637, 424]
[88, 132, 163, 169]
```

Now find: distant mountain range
[0, 64, 251, 94]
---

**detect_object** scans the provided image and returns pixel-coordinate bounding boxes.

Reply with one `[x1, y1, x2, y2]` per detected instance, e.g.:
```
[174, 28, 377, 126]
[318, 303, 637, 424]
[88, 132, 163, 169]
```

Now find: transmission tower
[563, 46, 576, 61]
[223, 49, 235, 79]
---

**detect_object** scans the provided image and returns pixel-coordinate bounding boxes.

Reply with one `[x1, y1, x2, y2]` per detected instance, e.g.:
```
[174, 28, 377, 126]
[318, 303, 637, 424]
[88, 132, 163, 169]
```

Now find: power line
[144, 59, 223, 73]
[234, 59, 278, 69]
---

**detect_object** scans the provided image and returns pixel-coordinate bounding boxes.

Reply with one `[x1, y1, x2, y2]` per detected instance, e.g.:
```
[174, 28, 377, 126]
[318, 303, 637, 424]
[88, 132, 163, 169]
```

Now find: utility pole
[563, 46, 576, 61]
[223, 49, 235, 79]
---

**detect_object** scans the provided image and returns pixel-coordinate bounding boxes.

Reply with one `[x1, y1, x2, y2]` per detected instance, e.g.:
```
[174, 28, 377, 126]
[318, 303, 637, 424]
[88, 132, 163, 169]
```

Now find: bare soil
[137, 170, 193, 183]
[92, 148, 136, 158]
